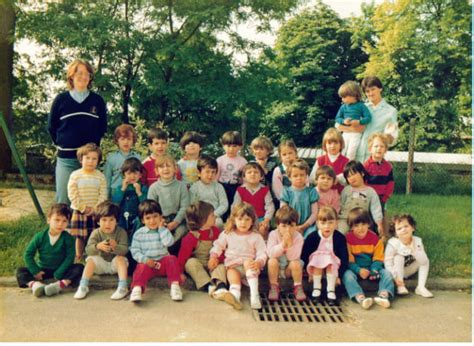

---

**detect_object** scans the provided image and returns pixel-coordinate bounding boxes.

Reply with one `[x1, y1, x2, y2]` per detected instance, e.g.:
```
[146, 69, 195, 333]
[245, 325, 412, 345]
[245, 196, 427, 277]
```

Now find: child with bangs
[314, 165, 340, 214]
[249, 136, 277, 188]
[178, 131, 205, 187]
[272, 139, 299, 201]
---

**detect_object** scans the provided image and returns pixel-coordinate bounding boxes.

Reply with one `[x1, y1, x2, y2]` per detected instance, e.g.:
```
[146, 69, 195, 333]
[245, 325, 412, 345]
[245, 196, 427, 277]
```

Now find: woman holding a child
[47, 59, 108, 205]
[337, 76, 399, 162]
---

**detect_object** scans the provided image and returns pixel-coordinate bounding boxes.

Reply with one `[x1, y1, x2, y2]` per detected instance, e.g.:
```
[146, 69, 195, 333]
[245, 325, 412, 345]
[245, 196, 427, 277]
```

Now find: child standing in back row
[272, 139, 299, 202]
[249, 136, 277, 188]
[335, 81, 371, 160]
[178, 131, 205, 187]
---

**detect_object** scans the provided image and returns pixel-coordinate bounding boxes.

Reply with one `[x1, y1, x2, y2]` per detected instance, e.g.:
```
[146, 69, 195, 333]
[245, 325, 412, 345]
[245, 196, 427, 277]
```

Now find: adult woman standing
[47, 59, 107, 204]
[337, 76, 398, 162]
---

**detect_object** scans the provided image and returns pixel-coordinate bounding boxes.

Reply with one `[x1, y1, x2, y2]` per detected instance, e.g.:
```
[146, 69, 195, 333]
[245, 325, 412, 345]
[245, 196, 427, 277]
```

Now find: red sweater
[317, 154, 349, 193]
[177, 226, 223, 270]
[363, 157, 394, 203]
[236, 185, 269, 218]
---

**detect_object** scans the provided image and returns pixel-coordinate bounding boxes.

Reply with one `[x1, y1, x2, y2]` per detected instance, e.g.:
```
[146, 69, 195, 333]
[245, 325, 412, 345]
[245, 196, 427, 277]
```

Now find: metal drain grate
[253, 292, 349, 323]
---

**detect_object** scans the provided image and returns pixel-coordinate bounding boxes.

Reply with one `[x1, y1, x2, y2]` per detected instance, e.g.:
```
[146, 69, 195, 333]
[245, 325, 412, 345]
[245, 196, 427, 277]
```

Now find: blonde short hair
[367, 132, 389, 149]
[287, 158, 309, 176]
[250, 136, 273, 152]
[338, 80, 362, 100]
[155, 154, 176, 169]
[224, 202, 258, 234]
[66, 59, 94, 90]
[76, 142, 102, 163]
[322, 127, 344, 151]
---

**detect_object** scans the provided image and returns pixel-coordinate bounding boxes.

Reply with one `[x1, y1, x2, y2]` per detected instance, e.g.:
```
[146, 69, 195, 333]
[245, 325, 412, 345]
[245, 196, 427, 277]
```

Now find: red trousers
[131, 255, 181, 292]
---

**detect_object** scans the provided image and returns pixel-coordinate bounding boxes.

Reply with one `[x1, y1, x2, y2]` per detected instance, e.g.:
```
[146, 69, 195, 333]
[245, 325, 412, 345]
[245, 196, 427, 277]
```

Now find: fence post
[406, 118, 416, 194]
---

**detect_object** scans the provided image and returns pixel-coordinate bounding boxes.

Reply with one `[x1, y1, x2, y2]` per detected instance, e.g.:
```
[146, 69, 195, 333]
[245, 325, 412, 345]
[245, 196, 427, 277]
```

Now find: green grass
[0, 193, 471, 278]
[387, 194, 471, 278]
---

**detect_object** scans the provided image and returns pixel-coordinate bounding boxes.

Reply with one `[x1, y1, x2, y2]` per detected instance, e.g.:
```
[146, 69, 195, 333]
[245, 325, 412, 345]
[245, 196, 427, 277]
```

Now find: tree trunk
[0, 1, 15, 173]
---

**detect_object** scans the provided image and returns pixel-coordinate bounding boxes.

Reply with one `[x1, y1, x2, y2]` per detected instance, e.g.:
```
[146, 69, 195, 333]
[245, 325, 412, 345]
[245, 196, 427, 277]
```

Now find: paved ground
[0, 287, 471, 342]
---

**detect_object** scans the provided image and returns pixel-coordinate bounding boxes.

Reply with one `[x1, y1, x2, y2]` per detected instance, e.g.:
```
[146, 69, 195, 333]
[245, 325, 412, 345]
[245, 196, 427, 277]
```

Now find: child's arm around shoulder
[159, 226, 175, 248]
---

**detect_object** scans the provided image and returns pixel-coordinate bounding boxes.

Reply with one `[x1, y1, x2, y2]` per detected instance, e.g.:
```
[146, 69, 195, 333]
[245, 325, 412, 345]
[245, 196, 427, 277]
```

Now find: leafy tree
[360, 0, 471, 152]
[260, 1, 367, 147]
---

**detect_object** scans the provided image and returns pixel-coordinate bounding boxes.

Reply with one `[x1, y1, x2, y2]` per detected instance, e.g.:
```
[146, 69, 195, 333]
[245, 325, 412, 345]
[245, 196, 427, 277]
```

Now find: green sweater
[24, 230, 75, 279]
[85, 226, 129, 262]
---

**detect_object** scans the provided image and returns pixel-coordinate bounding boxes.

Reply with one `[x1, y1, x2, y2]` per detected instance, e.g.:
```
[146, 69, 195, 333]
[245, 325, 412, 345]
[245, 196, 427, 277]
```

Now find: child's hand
[84, 207, 94, 216]
[154, 261, 161, 270]
[359, 268, 370, 279]
[97, 241, 111, 253]
[258, 221, 269, 238]
[343, 118, 352, 125]
[34, 271, 45, 280]
[167, 221, 178, 231]
[146, 259, 155, 268]
[336, 278, 341, 286]
[208, 257, 219, 271]
[108, 239, 117, 251]
[350, 119, 360, 126]
[249, 260, 262, 272]
[133, 182, 142, 196]
[369, 270, 380, 281]
[121, 178, 130, 191]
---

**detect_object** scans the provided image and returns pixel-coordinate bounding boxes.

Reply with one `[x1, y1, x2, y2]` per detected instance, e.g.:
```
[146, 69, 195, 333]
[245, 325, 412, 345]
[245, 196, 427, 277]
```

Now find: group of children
[16, 120, 433, 311]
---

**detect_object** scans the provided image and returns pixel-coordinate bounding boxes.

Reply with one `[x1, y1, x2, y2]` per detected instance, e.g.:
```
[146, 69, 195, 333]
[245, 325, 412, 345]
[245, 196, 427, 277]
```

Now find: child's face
[277, 222, 296, 236]
[252, 146, 269, 161]
[48, 213, 69, 235]
[317, 218, 337, 238]
[184, 141, 201, 157]
[235, 214, 253, 233]
[289, 167, 307, 189]
[149, 138, 168, 157]
[124, 170, 142, 184]
[202, 213, 216, 230]
[316, 174, 335, 192]
[279, 146, 297, 166]
[352, 222, 370, 239]
[156, 162, 176, 181]
[347, 171, 364, 188]
[325, 140, 342, 156]
[199, 166, 217, 184]
[243, 167, 262, 186]
[369, 138, 387, 162]
[81, 151, 99, 172]
[142, 212, 162, 230]
[394, 219, 415, 239]
[223, 144, 241, 158]
[117, 135, 134, 153]
[342, 95, 357, 105]
[99, 216, 117, 234]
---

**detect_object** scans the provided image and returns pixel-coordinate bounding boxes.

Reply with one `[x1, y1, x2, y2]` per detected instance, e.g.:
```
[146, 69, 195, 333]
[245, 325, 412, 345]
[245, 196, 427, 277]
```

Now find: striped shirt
[67, 169, 107, 212]
[130, 226, 174, 264]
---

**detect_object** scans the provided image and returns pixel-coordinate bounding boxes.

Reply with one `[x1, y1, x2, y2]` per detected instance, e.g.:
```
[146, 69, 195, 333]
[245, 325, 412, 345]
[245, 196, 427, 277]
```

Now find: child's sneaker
[250, 294, 262, 310]
[268, 284, 280, 302]
[207, 284, 217, 297]
[170, 284, 183, 301]
[358, 297, 373, 310]
[293, 285, 307, 302]
[111, 287, 129, 300]
[415, 286, 434, 298]
[31, 282, 45, 297]
[73, 286, 89, 300]
[374, 295, 391, 308]
[213, 288, 242, 310]
[130, 286, 142, 302]
[44, 282, 62, 296]
[396, 285, 409, 295]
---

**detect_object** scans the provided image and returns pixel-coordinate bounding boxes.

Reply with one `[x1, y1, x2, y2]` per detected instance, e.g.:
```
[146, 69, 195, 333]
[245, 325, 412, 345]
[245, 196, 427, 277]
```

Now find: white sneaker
[374, 296, 391, 308]
[170, 284, 183, 301]
[111, 287, 129, 300]
[250, 295, 262, 310]
[208, 284, 217, 297]
[213, 288, 242, 310]
[73, 286, 89, 300]
[415, 286, 434, 298]
[130, 286, 142, 302]
[359, 297, 373, 310]
[32, 282, 45, 297]
[397, 285, 409, 295]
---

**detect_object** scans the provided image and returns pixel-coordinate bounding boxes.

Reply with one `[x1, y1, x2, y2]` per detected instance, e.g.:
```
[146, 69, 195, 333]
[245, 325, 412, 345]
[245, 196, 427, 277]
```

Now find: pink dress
[307, 234, 340, 276]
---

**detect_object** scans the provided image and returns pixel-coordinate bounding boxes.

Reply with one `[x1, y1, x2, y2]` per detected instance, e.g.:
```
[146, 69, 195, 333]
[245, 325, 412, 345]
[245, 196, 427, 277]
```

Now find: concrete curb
[1, 275, 471, 292]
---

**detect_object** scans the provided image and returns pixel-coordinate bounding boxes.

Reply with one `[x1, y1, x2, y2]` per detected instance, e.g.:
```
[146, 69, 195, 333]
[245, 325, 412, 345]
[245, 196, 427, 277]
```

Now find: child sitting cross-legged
[16, 204, 84, 297]
[74, 201, 129, 300]
[129, 200, 183, 302]
[266, 205, 306, 302]
[342, 207, 394, 310]
[178, 201, 241, 309]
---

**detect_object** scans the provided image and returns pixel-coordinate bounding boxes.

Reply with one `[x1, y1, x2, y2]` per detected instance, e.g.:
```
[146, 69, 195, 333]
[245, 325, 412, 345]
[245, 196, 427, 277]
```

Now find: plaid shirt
[130, 226, 174, 264]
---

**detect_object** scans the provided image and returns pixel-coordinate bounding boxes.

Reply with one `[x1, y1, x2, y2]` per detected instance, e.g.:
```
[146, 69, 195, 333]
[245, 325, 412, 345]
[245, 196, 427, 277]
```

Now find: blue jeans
[342, 268, 394, 299]
[55, 157, 81, 205]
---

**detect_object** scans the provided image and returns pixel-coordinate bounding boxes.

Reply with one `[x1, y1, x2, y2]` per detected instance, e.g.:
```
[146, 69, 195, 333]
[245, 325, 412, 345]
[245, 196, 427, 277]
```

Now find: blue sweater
[335, 101, 371, 126]
[48, 91, 107, 158]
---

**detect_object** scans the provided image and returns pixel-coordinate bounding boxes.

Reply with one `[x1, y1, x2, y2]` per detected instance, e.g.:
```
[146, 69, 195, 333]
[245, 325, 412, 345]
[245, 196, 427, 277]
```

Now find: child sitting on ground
[272, 139, 299, 202]
[74, 201, 129, 300]
[233, 163, 275, 239]
[384, 214, 433, 298]
[178, 131, 205, 187]
[249, 136, 277, 188]
[266, 205, 306, 302]
[129, 200, 183, 302]
[68, 143, 107, 261]
[342, 208, 394, 310]
[210, 203, 267, 310]
[363, 133, 394, 211]
[16, 204, 84, 297]
[334, 81, 371, 160]
[142, 128, 181, 186]
[216, 131, 247, 219]
[189, 155, 228, 229]
[301, 206, 348, 306]
[280, 159, 319, 239]
[103, 124, 141, 198]
[147, 154, 190, 254]
[309, 128, 349, 193]
[178, 201, 240, 309]
[314, 165, 340, 214]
